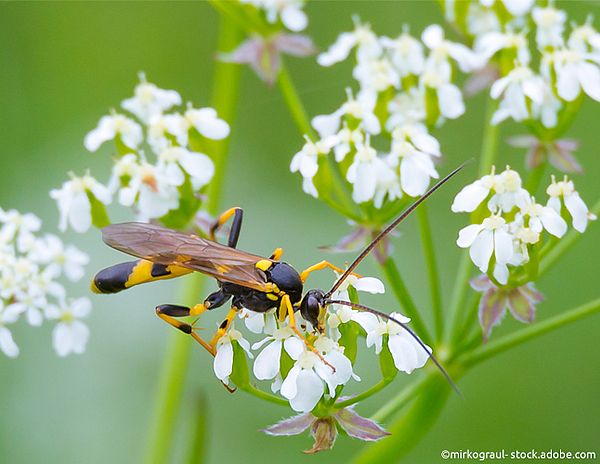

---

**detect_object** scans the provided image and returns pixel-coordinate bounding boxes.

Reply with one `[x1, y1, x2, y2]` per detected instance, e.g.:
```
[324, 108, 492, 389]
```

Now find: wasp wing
[101, 222, 270, 292]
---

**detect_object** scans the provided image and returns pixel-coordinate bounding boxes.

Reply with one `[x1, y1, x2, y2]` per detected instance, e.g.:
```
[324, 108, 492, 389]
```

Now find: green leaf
[85, 190, 110, 229]
[379, 336, 397, 381]
[338, 321, 359, 364]
[229, 341, 250, 388]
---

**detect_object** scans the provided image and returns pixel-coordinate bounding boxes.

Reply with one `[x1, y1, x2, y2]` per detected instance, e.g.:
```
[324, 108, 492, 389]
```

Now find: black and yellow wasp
[92, 165, 464, 384]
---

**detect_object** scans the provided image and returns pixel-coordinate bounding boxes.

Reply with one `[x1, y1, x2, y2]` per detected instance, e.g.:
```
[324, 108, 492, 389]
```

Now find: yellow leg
[300, 260, 361, 283]
[270, 247, 284, 261]
[210, 207, 242, 241]
[209, 307, 238, 347]
[281, 295, 335, 372]
[155, 304, 215, 356]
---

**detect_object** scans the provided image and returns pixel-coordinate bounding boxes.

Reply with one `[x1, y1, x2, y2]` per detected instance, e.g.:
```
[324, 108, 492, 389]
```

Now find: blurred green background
[1, 1, 599, 463]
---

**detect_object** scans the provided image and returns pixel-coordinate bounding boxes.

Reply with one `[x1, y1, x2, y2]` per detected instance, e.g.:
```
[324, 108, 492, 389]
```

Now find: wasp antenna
[325, 162, 469, 298]
[325, 299, 461, 397]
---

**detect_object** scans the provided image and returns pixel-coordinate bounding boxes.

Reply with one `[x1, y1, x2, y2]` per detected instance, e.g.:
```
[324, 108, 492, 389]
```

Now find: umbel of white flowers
[0, 208, 91, 357]
[51, 73, 230, 233]
[211, 271, 429, 414]
[291, 20, 476, 213]
[453, 166, 595, 286]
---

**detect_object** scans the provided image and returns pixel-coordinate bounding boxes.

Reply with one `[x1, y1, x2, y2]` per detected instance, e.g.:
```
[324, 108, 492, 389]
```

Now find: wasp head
[299, 289, 327, 334]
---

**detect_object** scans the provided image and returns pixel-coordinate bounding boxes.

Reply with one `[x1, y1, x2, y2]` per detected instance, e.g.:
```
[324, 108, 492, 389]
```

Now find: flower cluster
[206, 270, 431, 451]
[51, 73, 229, 233]
[452, 166, 595, 336]
[240, 0, 308, 32]
[291, 20, 477, 217]
[0, 208, 91, 357]
[446, 1, 600, 172]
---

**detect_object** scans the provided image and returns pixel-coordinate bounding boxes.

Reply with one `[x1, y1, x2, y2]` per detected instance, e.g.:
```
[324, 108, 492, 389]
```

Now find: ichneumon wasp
[92, 164, 465, 391]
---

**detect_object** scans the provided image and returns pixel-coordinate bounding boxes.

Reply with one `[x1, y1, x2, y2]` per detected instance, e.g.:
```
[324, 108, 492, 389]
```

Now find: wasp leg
[209, 307, 238, 347]
[300, 260, 361, 284]
[92, 260, 193, 294]
[210, 207, 243, 248]
[155, 303, 215, 355]
[280, 294, 335, 372]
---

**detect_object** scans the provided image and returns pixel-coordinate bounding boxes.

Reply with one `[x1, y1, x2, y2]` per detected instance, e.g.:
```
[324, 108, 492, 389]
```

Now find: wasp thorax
[299, 289, 326, 333]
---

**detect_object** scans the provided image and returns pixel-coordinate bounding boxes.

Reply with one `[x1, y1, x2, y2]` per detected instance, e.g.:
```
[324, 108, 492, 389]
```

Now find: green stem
[444, 98, 499, 347]
[239, 384, 289, 406]
[143, 274, 203, 464]
[416, 204, 443, 341]
[524, 161, 547, 196]
[380, 257, 432, 345]
[538, 198, 600, 277]
[143, 16, 242, 464]
[454, 295, 480, 350]
[459, 297, 600, 368]
[356, 376, 451, 464]
[185, 392, 208, 464]
[277, 64, 315, 138]
[371, 374, 433, 423]
[335, 377, 395, 410]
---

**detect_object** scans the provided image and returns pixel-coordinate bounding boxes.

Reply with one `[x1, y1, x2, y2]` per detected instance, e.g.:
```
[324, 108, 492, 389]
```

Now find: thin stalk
[416, 204, 443, 340]
[444, 98, 499, 347]
[459, 297, 600, 367]
[371, 374, 433, 423]
[143, 17, 242, 464]
[185, 392, 208, 464]
[538, 198, 600, 277]
[278, 64, 315, 138]
[239, 384, 288, 406]
[453, 293, 480, 349]
[380, 257, 432, 345]
[335, 377, 395, 410]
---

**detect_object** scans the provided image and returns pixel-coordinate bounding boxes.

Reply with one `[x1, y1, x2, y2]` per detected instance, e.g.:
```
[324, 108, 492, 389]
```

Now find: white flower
[457, 215, 515, 284]
[252, 327, 303, 389]
[547, 176, 596, 233]
[389, 129, 439, 197]
[380, 31, 425, 77]
[487, 167, 530, 213]
[532, 5, 566, 49]
[46, 297, 92, 357]
[0, 209, 41, 243]
[185, 106, 230, 140]
[280, 337, 354, 412]
[317, 23, 382, 67]
[84, 113, 143, 152]
[568, 21, 600, 53]
[451, 172, 496, 213]
[490, 64, 546, 124]
[518, 196, 567, 238]
[312, 89, 380, 138]
[552, 48, 600, 102]
[363, 312, 430, 373]
[50, 174, 111, 233]
[346, 138, 388, 203]
[386, 89, 426, 130]
[34, 234, 89, 282]
[213, 327, 252, 384]
[474, 30, 530, 67]
[0, 302, 21, 358]
[420, 70, 465, 120]
[466, 3, 500, 37]
[353, 57, 400, 93]
[422, 24, 478, 73]
[480, 0, 534, 17]
[108, 153, 141, 202]
[247, 0, 308, 32]
[147, 113, 189, 153]
[120, 161, 182, 220]
[158, 147, 215, 191]
[8, 287, 47, 327]
[290, 136, 336, 197]
[239, 308, 277, 334]
[121, 73, 182, 123]
[330, 124, 364, 163]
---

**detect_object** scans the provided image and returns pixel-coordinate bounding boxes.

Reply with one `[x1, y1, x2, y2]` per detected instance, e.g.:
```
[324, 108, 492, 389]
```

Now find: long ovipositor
[91, 259, 191, 294]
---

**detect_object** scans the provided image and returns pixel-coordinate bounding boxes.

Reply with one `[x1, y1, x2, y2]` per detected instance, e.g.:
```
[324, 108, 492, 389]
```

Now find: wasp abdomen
[91, 260, 191, 294]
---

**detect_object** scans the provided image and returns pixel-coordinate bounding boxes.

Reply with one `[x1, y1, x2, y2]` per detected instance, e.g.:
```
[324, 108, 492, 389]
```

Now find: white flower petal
[470, 229, 494, 272]
[213, 342, 234, 381]
[253, 340, 282, 380]
[288, 369, 324, 413]
[353, 277, 385, 294]
[0, 327, 19, 358]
